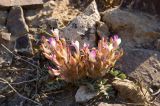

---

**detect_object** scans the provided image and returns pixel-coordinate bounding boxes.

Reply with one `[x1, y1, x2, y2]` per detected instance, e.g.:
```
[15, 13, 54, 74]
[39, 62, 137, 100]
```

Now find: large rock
[0, 0, 43, 9]
[7, 6, 29, 40]
[102, 8, 160, 48]
[120, 0, 160, 16]
[61, 0, 100, 47]
[116, 49, 160, 87]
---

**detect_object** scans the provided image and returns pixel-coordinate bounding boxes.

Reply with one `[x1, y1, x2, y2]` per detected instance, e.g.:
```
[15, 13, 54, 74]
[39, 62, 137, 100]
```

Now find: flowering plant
[41, 29, 123, 82]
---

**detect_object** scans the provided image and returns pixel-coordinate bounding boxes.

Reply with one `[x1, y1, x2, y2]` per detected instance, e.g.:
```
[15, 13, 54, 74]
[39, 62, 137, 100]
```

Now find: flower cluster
[41, 29, 123, 82]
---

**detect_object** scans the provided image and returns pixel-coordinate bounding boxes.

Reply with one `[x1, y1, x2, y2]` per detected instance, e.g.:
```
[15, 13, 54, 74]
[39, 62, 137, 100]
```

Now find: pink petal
[51, 29, 59, 40]
[116, 38, 121, 45]
[108, 44, 113, 51]
[83, 43, 89, 48]
[48, 67, 61, 76]
[49, 37, 56, 47]
[113, 35, 118, 40]
[89, 49, 96, 62]
[71, 41, 80, 54]
[51, 55, 60, 66]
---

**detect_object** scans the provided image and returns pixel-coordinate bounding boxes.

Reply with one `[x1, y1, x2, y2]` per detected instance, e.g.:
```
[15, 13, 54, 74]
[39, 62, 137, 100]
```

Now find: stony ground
[0, 0, 160, 106]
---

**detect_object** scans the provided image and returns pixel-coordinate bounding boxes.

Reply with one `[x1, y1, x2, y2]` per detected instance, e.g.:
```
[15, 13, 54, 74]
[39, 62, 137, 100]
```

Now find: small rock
[95, 0, 121, 12]
[0, 25, 11, 41]
[29, 28, 38, 35]
[1, 32, 11, 41]
[155, 39, 160, 51]
[75, 86, 97, 103]
[0, 11, 8, 25]
[0, 25, 13, 67]
[112, 78, 151, 105]
[154, 94, 160, 106]
[0, 26, 10, 40]
[14, 34, 33, 56]
[96, 21, 109, 38]
[0, 25, 8, 32]
[0, 49, 13, 67]
[46, 18, 58, 29]
[0, 95, 5, 104]
[25, 9, 41, 27]
[7, 6, 29, 39]
[61, 0, 100, 47]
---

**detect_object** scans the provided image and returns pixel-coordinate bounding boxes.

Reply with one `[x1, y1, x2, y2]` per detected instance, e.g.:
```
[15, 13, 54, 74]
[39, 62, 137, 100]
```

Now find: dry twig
[0, 78, 42, 106]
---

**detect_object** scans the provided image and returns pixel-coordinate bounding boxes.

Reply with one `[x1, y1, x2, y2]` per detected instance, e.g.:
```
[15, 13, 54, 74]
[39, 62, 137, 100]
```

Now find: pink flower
[83, 43, 89, 48]
[48, 67, 61, 76]
[113, 35, 121, 46]
[48, 37, 56, 47]
[89, 49, 96, 62]
[82, 43, 90, 53]
[71, 41, 80, 54]
[108, 44, 113, 51]
[51, 55, 60, 66]
[51, 29, 59, 40]
[69, 56, 77, 65]
[41, 34, 123, 82]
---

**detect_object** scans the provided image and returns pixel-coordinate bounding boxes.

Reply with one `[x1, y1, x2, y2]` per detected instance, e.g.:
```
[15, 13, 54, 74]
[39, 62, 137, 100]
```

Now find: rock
[154, 94, 160, 106]
[61, 0, 100, 47]
[0, 25, 11, 42]
[155, 39, 160, 51]
[0, 47, 13, 67]
[0, 25, 13, 67]
[116, 48, 160, 87]
[24, 1, 57, 28]
[0, 0, 43, 9]
[25, 8, 58, 29]
[98, 102, 125, 106]
[0, 11, 8, 25]
[96, 21, 109, 38]
[25, 0, 81, 29]
[0, 25, 8, 33]
[0, 25, 11, 41]
[45, 18, 58, 29]
[14, 34, 33, 56]
[25, 9, 41, 27]
[102, 8, 160, 49]
[95, 0, 121, 12]
[112, 78, 151, 105]
[1, 32, 11, 41]
[120, 0, 160, 16]
[0, 95, 5, 104]
[75, 86, 97, 103]
[7, 6, 29, 40]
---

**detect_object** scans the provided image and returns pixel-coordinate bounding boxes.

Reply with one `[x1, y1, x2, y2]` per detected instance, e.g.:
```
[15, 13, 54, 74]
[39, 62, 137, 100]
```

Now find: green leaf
[110, 70, 120, 76]
[118, 73, 127, 80]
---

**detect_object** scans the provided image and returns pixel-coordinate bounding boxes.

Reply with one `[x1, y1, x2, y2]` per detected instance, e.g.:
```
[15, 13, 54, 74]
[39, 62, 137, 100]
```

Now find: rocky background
[0, 0, 160, 106]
